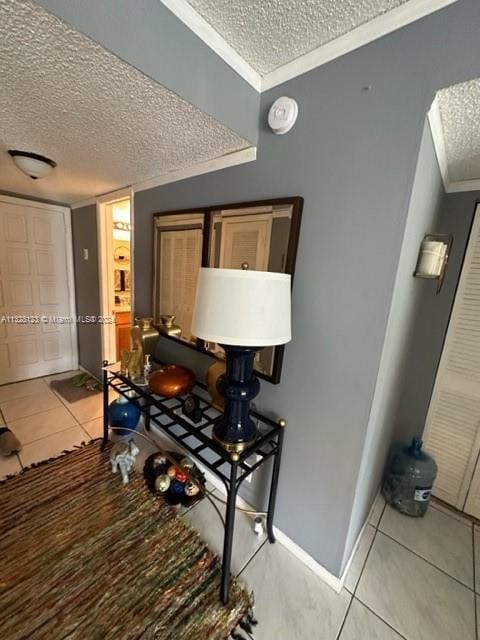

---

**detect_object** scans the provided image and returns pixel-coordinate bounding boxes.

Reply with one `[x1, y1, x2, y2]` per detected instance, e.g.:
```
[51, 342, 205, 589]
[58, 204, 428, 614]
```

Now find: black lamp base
[213, 345, 260, 453]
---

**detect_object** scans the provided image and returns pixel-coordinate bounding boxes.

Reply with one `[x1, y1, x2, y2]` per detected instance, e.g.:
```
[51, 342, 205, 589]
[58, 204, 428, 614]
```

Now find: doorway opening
[97, 189, 134, 365]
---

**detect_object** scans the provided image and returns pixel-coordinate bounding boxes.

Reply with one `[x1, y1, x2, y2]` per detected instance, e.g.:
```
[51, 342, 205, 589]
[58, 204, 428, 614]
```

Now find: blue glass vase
[108, 396, 140, 437]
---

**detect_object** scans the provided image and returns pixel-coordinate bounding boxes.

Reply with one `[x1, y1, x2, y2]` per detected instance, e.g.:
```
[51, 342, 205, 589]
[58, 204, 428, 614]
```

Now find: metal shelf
[102, 364, 285, 603]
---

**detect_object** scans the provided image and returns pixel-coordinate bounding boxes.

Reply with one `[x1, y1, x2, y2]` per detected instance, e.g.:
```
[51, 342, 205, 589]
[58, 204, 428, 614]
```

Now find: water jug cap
[409, 437, 423, 456]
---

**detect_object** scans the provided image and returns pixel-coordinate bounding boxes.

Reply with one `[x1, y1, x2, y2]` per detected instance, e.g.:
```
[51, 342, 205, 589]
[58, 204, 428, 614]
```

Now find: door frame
[0, 193, 79, 374]
[96, 187, 134, 364]
[422, 204, 480, 511]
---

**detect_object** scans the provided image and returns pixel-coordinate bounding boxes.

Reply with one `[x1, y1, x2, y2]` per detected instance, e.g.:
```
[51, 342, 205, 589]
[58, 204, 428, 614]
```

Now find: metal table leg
[144, 403, 151, 432]
[266, 419, 286, 543]
[220, 456, 239, 604]
[101, 362, 109, 450]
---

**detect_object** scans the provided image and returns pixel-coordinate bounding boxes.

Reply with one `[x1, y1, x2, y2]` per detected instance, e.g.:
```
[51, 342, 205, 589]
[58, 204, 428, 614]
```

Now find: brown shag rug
[0, 442, 251, 639]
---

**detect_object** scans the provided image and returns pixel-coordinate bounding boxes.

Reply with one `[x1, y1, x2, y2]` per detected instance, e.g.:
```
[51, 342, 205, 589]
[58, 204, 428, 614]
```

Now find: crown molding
[428, 97, 450, 191]
[428, 98, 480, 194]
[133, 146, 256, 193]
[446, 179, 480, 193]
[160, 0, 261, 92]
[261, 0, 458, 91]
[71, 147, 256, 206]
[71, 196, 96, 210]
[161, 0, 457, 94]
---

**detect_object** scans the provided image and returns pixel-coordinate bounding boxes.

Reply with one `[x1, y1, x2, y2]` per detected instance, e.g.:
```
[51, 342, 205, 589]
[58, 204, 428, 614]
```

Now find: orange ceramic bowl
[148, 365, 195, 398]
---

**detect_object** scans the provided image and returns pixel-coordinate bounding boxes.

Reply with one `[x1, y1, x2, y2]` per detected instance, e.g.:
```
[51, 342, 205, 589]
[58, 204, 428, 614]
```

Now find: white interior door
[0, 197, 77, 384]
[423, 206, 480, 514]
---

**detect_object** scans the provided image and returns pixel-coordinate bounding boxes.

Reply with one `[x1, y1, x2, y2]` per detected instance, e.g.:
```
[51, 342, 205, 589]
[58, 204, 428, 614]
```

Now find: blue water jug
[383, 438, 437, 517]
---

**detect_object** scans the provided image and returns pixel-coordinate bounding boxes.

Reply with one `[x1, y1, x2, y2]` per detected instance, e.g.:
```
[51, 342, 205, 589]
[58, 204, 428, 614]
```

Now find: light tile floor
[0, 372, 478, 639]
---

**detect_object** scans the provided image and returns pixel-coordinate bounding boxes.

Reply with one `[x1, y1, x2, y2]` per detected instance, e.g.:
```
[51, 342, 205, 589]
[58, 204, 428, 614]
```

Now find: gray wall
[133, 0, 480, 576]
[342, 121, 444, 567]
[35, 0, 260, 144]
[393, 192, 479, 443]
[71, 204, 102, 378]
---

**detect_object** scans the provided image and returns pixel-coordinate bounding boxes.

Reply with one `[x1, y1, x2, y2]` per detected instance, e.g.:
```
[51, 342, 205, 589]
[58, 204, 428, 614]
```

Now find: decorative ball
[170, 479, 184, 495]
[151, 454, 168, 469]
[185, 482, 200, 497]
[167, 465, 178, 478]
[143, 450, 206, 507]
[180, 457, 194, 470]
[175, 469, 188, 483]
[107, 397, 140, 436]
[154, 474, 171, 493]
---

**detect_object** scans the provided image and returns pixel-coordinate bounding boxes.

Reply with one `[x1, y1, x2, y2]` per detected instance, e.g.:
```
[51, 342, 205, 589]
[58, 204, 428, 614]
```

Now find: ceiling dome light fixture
[8, 150, 56, 180]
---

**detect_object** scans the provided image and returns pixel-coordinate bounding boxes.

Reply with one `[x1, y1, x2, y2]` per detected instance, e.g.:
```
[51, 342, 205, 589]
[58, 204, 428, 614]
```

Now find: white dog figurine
[110, 440, 140, 484]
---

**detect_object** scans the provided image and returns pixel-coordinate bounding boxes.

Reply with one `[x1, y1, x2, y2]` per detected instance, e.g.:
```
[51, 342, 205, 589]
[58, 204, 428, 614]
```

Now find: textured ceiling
[0, 0, 249, 204]
[437, 78, 480, 183]
[186, 0, 410, 75]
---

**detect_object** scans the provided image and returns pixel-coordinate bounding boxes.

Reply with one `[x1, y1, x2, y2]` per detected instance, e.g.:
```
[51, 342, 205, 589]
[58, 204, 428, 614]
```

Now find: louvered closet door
[219, 214, 272, 271]
[159, 229, 202, 341]
[423, 206, 480, 513]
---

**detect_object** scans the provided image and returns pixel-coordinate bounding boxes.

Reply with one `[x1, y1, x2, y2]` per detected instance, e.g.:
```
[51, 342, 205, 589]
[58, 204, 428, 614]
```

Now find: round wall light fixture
[8, 150, 56, 179]
[268, 96, 298, 135]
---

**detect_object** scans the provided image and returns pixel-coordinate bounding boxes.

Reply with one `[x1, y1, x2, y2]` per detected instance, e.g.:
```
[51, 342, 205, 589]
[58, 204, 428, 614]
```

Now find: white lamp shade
[192, 268, 292, 347]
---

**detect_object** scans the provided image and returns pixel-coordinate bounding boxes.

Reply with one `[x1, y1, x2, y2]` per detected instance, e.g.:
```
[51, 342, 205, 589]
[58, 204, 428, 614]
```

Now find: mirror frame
[152, 196, 303, 384]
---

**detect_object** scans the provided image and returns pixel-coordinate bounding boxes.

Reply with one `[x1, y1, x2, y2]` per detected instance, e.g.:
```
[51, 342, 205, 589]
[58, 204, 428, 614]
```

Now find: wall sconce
[414, 233, 452, 293]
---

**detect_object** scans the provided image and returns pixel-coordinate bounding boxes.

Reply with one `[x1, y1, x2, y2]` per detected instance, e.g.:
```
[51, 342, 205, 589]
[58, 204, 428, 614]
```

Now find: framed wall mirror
[152, 197, 303, 383]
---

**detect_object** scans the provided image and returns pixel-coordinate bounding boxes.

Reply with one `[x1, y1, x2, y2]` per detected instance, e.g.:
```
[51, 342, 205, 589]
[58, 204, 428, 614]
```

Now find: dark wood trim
[152, 197, 304, 384]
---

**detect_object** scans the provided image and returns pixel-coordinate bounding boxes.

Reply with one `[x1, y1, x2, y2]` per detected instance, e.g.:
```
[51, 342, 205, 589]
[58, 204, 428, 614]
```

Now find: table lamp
[192, 267, 292, 452]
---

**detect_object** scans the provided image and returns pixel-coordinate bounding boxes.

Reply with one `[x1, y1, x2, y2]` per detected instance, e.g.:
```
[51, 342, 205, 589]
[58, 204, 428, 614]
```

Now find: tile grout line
[2, 397, 66, 425]
[378, 529, 475, 592]
[337, 520, 381, 639]
[42, 375, 104, 429]
[12, 376, 96, 461]
[337, 494, 387, 638]
[236, 537, 269, 578]
[473, 524, 478, 640]
[353, 596, 409, 640]
[15, 451, 23, 470]
[430, 499, 474, 528]
[14, 422, 86, 448]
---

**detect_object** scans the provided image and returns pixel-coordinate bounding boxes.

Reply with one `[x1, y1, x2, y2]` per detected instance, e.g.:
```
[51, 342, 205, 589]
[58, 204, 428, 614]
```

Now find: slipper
[0, 427, 21, 456]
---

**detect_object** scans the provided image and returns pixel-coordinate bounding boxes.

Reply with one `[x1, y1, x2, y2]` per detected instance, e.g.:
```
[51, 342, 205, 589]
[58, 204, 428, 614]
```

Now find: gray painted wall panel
[393, 192, 479, 443]
[71, 204, 102, 379]
[68, 0, 480, 575]
[35, 0, 260, 143]
[342, 121, 444, 568]
[133, 0, 480, 575]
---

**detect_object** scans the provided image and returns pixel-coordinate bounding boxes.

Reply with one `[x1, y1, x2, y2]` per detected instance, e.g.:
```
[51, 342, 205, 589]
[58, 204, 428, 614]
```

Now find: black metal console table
[102, 364, 285, 603]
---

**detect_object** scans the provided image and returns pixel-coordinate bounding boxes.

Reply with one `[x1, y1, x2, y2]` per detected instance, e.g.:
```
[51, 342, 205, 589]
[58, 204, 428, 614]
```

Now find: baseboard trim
[200, 463, 346, 592]
[79, 365, 102, 384]
[146, 422, 374, 594]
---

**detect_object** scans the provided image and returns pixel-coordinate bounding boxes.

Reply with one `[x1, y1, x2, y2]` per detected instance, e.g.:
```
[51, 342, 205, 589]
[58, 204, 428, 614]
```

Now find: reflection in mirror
[153, 213, 204, 345]
[152, 197, 302, 384]
[208, 203, 294, 377]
